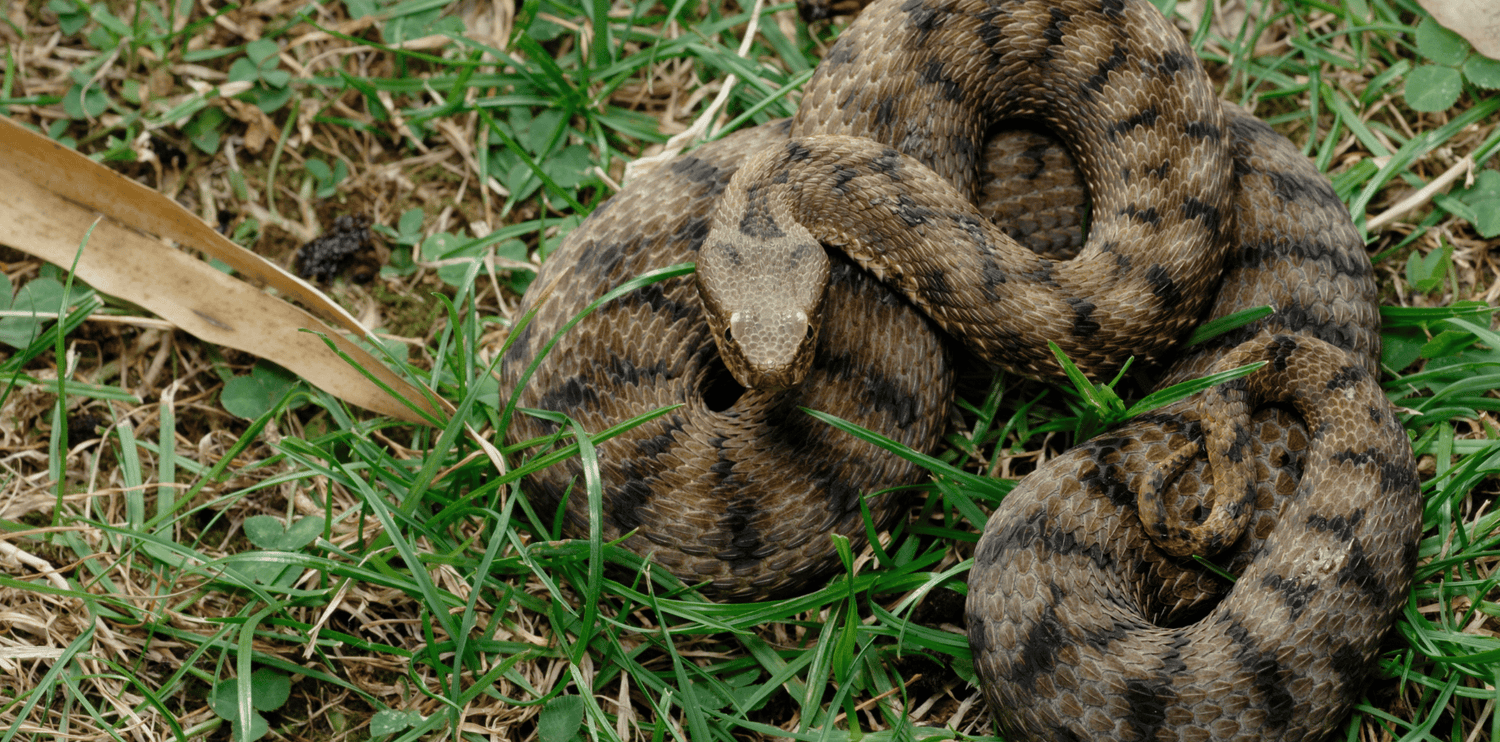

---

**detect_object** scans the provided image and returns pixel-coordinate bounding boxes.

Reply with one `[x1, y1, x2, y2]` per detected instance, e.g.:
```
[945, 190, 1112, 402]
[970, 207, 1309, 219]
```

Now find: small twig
[243, 201, 318, 242]
[593, 165, 622, 192]
[0, 312, 177, 331]
[853, 679, 911, 712]
[1366, 155, 1474, 231]
[0, 539, 71, 591]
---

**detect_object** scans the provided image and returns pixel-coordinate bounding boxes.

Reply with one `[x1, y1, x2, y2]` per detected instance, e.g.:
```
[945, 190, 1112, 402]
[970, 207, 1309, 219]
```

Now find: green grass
[1, 0, 1498, 740]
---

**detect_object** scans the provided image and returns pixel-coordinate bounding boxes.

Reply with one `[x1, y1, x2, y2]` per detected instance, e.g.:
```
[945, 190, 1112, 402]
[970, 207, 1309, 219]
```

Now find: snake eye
[724, 327, 733, 344]
[806, 325, 814, 339]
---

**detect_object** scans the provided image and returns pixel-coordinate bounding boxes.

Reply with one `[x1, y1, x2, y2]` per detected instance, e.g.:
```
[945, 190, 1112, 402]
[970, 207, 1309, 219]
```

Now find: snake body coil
[502, 121, 953, 599]
[500, 0, 1421, 738]
[965, 110, 1421, 740]
[700, 0, 1234, 387]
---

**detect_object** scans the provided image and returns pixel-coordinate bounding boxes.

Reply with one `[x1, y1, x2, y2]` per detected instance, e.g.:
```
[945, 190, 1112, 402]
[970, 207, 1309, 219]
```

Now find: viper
[499, 0, 1421, 738]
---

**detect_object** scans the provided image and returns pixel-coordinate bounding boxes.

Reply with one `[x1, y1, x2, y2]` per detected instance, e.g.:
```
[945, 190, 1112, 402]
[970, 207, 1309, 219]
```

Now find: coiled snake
[499, 0, 1421, 739]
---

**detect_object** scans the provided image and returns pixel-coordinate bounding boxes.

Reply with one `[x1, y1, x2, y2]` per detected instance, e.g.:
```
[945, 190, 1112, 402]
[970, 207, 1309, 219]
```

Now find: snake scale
[499, 0, 1422, 739]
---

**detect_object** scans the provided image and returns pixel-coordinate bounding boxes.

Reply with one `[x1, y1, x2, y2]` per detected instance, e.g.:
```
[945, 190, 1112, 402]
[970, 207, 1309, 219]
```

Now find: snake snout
[723, 308, 817, 391]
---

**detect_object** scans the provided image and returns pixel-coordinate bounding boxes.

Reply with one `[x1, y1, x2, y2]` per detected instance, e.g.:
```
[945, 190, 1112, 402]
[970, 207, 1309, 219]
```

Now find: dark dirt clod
[297, 215, 375, 281]
[66, 410, 106, 443]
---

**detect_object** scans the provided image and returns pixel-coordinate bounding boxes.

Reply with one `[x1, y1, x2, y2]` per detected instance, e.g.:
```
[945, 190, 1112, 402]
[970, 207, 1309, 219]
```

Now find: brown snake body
[500, 0, 1421, 738]
[502, 120, 950, 599]
[699, 0, 1233, 387]
[965, 109, 1421, 740]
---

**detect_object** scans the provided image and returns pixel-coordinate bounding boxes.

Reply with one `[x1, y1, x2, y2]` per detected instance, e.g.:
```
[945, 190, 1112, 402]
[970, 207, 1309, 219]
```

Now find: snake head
[698, 188, 830, 392]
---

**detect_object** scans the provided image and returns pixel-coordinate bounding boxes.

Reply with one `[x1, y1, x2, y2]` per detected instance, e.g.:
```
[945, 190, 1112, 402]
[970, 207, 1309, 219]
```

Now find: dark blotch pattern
[715, 497, 766, 566]
[1068, 297, 1100, 336]
[1123, 673, 1174, 741]
[896, 194, 935, 226]
[874, 96, 897, 128]
[1261, 573, 1318, 620]
[1224, 618, 1296, 730]
[901, 0, 942, 44]
[919, 60, 966, 102]
[1083, 43, 1128, 96]
[1076, 435, 1148, 508]
[1020, 142, 1052, 178]
[1144, 264, 1182, 309]
[824, 43, 857, 67]
[669, 155, 723, 185]
[1231, 236, 1375, 280]
[1108, 107, 1159, 139]
[1157, 50, 1189, 77]
[831, 164, 860, 196]
[738, 186, 785, 238]
[1120, 204, 1162, 227]
[537, 375, 600, 413]
[1013, 596, 1068, 687]
[1183, 120, 1222, 139]
[620, 282, 697, 325]
[1268, 169, 1343, 209]
[605, 479, 653, 532]
[1181, 196, 1222, 237]
[871, 149, 903, 176]
[1324, 364, 1367, 390]
[1307, 510, 1364, 541]
[1043, 7, 1069, 47]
